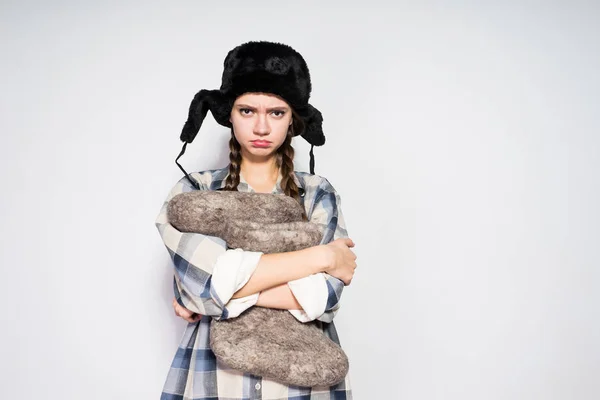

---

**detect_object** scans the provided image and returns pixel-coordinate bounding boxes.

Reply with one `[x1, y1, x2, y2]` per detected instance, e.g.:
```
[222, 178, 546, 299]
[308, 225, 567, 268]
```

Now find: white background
[1, 1, 598, 399]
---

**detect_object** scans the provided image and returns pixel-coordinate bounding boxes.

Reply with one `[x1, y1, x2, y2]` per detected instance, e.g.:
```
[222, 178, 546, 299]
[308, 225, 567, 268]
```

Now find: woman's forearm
[255, 284, 302, 310]
[231, 245, 329, 299]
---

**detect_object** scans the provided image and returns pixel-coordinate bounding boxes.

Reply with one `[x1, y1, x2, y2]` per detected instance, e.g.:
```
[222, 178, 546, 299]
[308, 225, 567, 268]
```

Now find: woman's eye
[239, 109, 285, 117]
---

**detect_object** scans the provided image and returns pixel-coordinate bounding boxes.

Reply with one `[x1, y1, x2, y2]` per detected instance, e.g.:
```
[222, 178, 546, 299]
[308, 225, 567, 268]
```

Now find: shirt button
[255, 382, 261, 390]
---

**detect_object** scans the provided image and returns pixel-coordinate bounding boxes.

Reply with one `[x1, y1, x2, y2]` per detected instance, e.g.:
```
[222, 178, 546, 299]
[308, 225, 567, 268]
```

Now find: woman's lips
[251, 140, 271, 148]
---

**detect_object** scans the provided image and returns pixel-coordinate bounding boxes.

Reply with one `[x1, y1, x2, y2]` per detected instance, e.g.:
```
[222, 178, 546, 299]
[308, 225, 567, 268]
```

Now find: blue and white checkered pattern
[155, 166, 352, 399]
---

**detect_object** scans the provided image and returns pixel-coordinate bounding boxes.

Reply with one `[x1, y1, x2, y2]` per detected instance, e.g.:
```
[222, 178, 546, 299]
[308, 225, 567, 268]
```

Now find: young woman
[156, 41, 357, 400]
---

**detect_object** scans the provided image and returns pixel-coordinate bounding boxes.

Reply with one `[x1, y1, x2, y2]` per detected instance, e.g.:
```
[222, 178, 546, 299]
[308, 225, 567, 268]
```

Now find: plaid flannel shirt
[155, 166, 352, 400]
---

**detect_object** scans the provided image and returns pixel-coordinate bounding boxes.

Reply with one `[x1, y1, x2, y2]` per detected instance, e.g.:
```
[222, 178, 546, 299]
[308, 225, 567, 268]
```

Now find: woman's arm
[230, 245, 330, 299]
[255, 284, 303, 310]
[239, 235, 355, 312]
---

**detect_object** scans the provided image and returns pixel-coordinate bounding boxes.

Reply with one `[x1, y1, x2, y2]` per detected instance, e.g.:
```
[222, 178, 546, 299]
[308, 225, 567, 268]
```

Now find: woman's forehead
[234, 92, 289, 107]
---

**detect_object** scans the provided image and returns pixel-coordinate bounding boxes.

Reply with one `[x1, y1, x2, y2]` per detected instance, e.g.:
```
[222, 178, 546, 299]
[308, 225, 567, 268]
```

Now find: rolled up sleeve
[210, 248, 263, 319]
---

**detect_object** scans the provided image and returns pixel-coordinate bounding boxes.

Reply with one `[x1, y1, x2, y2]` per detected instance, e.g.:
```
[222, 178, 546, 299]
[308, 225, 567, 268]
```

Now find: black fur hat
[176, 41, 325, 189]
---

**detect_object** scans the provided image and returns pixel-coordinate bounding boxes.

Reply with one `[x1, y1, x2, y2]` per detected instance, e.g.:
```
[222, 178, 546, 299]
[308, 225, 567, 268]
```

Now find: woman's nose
[254, 114, 270, 134]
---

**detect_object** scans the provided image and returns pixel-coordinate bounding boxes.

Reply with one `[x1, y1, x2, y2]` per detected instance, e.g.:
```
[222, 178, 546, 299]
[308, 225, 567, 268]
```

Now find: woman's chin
[242, 147, 276, 159]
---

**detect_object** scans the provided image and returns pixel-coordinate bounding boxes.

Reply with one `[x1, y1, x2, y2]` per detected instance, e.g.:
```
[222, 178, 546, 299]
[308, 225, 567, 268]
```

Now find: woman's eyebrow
[235, 104, 289, 111]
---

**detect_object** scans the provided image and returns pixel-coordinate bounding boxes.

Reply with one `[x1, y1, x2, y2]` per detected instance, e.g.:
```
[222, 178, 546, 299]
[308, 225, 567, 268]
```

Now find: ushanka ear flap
[299, 103, 325, 175]
[180, 89, 230, 143]
[176, 89, 230, 190]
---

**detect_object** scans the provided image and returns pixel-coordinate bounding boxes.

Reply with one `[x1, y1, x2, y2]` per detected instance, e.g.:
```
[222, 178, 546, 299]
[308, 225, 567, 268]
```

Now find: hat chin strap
[175, 141, 201, 190]
[309, 144, 315, 175]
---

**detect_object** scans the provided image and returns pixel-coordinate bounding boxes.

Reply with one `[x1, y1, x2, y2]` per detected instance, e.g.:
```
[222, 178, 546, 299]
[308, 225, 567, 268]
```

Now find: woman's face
[230, 92, 293, 161]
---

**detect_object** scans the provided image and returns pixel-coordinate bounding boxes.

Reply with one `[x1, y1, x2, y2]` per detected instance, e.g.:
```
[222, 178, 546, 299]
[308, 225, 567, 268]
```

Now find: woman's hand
[172, 298, 202, 323]
[323, 238, 357, 285]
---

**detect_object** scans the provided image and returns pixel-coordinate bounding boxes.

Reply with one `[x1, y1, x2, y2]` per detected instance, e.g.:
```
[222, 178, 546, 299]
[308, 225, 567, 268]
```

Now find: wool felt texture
[167, 190, 349, 387]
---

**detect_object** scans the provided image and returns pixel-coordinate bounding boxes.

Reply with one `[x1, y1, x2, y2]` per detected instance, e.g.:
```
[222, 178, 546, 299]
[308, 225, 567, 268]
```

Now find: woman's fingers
[172, 298, 203, 323]
[173, 298, 192, 317]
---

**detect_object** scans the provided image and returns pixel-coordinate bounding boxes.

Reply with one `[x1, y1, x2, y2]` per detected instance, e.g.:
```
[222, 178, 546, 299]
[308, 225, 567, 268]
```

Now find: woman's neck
[239, 159, 280, 192]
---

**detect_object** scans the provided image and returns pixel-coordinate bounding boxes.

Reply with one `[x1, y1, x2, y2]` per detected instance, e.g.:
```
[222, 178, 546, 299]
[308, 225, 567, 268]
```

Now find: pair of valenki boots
[167, 190, 348, 387]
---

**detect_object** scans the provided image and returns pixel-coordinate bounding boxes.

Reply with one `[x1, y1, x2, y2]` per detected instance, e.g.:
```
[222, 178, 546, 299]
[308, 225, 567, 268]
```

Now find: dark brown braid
[224, 133, 243, 191]
[224, 109, 308, 221]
